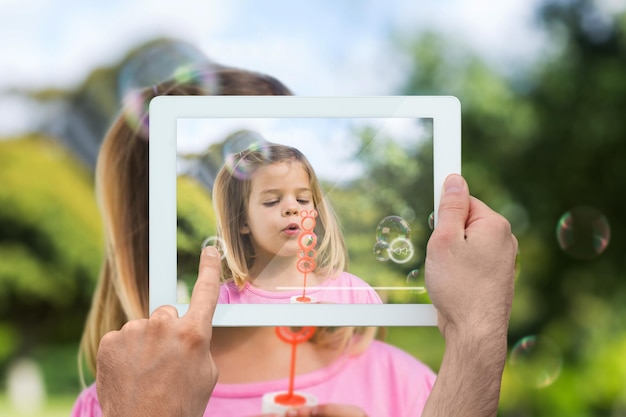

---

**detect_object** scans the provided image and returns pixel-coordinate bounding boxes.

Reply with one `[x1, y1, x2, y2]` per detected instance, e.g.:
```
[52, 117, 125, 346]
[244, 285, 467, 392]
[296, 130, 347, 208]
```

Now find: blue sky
[177, 116, 430, 183]
[2, 0, 623, 136]
[0, 0, 547, 93]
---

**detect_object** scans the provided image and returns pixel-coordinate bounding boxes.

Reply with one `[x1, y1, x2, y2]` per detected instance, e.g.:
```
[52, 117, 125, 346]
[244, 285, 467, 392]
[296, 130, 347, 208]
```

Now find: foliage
[1, 5, 626, 415]
[398, 1, 626, 415]
[327, 125, 434, 304]
[0, 393, 77, 417]
[0, 135, 102, 392]
[176, 175, 216, 297]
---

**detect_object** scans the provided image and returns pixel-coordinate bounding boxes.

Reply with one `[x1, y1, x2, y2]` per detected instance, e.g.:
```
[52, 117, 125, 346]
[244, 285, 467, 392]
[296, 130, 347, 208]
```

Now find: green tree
[176, 175, 216, 298]
[0, 135, 102, 392]
[398, 1, 626, 415]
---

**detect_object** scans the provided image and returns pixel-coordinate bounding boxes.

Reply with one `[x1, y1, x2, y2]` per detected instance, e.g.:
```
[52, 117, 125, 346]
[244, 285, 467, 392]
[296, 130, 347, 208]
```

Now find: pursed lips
[282, 223, 301, 237]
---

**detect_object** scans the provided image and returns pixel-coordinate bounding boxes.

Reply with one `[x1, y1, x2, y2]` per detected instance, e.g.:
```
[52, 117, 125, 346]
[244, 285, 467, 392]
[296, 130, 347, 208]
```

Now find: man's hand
[422, 174, 518, 417]
[96, 246, 221, 417]
[426, 174, 517, 340]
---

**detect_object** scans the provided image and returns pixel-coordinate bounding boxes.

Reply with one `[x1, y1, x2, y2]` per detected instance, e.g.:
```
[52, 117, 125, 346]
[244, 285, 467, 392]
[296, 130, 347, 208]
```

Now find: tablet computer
[149, 96, 461, 326]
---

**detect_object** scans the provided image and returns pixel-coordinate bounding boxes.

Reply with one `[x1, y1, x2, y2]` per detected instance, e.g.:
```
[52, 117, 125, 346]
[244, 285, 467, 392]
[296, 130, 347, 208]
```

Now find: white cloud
[177, 116, 429, 184]
[0, 95, 41, 137]
[202, 35, 339, 95]
[389, 0, 547, 74]
[597, 0, 626, 15]
[0, 0, 547, 96]
[333, 36, 412, 95]
[0, 0, 236, 89]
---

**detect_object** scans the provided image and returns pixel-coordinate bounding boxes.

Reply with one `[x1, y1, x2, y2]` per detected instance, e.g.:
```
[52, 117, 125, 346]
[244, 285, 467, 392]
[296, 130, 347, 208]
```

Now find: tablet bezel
[149, 96, 461, 326]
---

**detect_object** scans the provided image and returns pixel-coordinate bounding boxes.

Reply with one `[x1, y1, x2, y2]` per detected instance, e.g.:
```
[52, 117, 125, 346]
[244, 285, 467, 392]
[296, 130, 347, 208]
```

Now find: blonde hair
[213, 140, 347, 287]
[79, 66, 375, 384]
[79, 81, 210, 381]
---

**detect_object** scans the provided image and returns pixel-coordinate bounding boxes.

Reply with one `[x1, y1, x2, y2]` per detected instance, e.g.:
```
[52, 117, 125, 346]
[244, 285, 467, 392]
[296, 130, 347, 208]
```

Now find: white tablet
[149, 96, 460, 326]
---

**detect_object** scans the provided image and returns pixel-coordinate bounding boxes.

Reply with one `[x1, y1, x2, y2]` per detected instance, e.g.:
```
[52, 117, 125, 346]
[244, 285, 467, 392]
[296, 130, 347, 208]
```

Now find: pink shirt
[218, 271, 383, 304]
[71, 340, 436, 417]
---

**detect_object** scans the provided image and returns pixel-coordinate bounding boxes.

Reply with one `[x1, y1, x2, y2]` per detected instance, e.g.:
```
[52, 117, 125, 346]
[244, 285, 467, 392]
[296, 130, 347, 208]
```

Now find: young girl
[72, 70, 437, 417]
[214, 139, 383, 304]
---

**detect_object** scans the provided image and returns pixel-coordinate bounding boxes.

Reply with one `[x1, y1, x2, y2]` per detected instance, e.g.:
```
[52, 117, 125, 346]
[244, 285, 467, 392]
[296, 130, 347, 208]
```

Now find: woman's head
[80, 63, 375, 384]
[212, 139, 347, 287]
[80, 67, 293, 378]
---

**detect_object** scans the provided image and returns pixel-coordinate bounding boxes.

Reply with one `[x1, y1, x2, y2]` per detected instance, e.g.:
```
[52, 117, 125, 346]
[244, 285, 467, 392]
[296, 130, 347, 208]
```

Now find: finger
[466, 196, 496, 223]
[467, 196, 514, 239]
[435, 174, 470, 238]
[302, 404, 368, 417]
[150, 305, 179, 321]
[119, 318, 148, 332]
[97, 329, 120, 353]
[185, 246, 221, 323]
[463, 196, 492, 232]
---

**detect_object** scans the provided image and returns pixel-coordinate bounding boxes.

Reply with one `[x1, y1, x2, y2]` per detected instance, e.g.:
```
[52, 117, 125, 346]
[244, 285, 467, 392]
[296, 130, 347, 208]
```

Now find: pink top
[218, 271, 383, 304]
[71, 340, 436, 417]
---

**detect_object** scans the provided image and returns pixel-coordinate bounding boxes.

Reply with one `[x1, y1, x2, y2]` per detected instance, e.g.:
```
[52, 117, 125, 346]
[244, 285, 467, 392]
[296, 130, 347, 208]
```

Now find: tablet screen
[149, 96, 460, 325]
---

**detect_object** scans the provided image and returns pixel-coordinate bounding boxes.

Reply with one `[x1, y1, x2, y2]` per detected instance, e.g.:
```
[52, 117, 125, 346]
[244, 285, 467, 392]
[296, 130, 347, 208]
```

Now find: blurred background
[1, 0, 625, 415]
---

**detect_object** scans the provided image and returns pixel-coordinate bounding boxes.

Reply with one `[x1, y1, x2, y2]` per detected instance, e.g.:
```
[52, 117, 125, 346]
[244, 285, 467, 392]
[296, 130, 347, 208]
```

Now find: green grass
[383, 326, 445, 372]
[0, 393, 76, 417]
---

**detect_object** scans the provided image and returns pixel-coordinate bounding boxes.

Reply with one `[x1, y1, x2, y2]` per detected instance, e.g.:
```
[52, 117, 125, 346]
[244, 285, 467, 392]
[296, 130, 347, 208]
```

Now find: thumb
[435, 174, 470, 238]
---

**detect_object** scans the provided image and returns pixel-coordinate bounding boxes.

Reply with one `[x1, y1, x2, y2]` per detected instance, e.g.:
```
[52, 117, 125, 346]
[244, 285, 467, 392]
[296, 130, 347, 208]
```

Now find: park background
[1, 0, 625, 415]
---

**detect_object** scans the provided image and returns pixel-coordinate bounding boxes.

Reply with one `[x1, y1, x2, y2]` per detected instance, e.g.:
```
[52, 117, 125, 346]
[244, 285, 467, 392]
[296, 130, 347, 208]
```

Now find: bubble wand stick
[273, 326, 317, 406]
[295, 210, 318, 303]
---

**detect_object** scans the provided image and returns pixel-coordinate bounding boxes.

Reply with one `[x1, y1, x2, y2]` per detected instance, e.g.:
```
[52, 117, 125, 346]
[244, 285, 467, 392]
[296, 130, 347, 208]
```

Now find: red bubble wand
[296, 209, 318, 302]
[274, 326, 317, 406]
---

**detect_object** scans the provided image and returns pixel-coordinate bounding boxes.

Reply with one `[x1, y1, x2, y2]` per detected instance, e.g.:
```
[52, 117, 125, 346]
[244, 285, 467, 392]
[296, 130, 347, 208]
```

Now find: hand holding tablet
[77, 63, 514, 417]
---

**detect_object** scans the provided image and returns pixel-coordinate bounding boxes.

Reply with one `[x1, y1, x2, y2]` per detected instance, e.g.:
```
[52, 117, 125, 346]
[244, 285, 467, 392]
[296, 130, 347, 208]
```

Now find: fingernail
[202, 246, 219, 257]
[444, 174, 464, 194]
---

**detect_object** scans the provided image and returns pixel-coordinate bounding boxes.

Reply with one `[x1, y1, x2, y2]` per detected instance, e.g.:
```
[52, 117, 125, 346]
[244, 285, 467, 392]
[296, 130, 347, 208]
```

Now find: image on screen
[175, 117, 435, 306]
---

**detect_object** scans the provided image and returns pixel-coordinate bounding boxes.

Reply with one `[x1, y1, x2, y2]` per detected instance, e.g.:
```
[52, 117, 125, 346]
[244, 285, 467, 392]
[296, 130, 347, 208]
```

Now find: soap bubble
[406, 269, 426, 294]
[510, 335, 562, 388]
[300, 209, 317, 231]
[373, 241, 390, 262]
[373, 216, 414, 264]
[297, 258, 316, 274]
[299, 233, 317, 250]
[118, 41, 217, 99]
[201, 236, 227, 259]
[556, 206, 610, 260]
[118, 40, 218, 138]
[121, 90, 151, 138]
[428, 212, 435, 230]
[387, 237, 414, 264]
[376, 215, 411, 244]
[298, 249, 316, 259]
[223, 131, 270, 180]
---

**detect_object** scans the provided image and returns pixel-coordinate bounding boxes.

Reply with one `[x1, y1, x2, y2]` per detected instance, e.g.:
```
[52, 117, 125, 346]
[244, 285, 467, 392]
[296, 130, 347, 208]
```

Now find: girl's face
[241, 161, 314, 261]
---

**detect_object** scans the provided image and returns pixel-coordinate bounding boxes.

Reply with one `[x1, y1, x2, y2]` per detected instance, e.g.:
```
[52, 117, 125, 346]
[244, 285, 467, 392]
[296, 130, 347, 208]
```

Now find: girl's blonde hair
[79, 66, 375, 383]
[213, 140, 347, 287]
